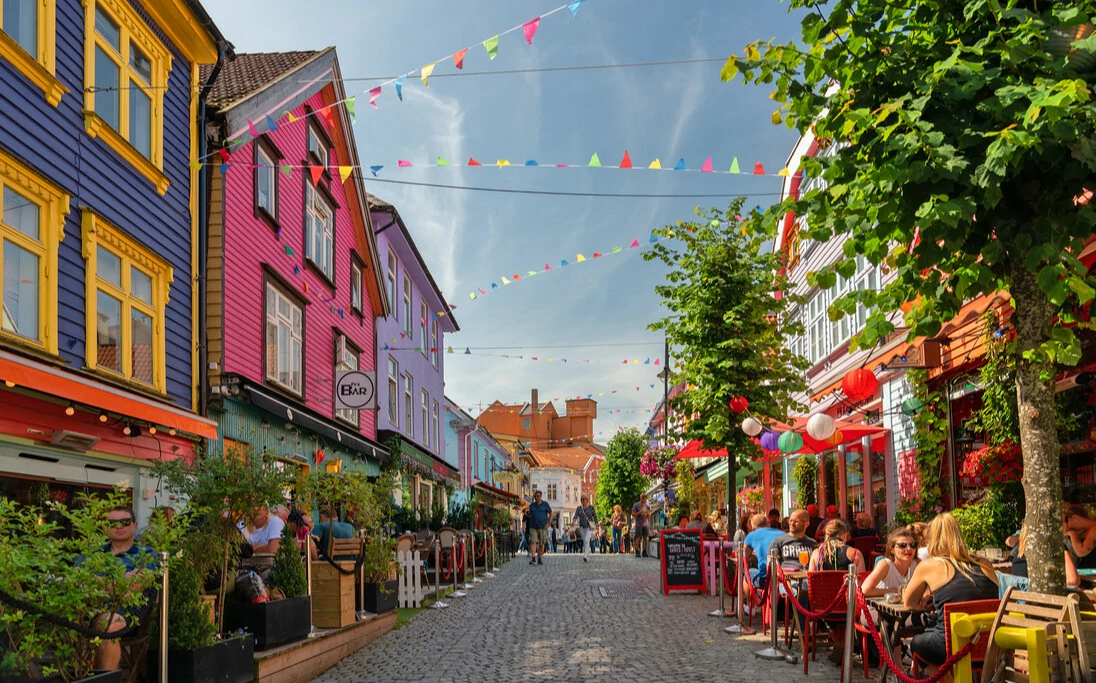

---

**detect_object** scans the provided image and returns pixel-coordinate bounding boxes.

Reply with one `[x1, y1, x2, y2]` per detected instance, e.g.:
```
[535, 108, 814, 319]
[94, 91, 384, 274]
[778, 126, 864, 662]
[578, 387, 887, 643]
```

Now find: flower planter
[362, 579, 398, 614]
[147, 636, 254, 683]
[223, 595, 311, 650]
[312, 561, 356, 628]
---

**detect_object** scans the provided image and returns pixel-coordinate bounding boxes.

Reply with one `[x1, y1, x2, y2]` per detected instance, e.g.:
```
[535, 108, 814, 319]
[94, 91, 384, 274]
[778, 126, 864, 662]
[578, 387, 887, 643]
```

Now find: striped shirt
[575, 505, 597, 529]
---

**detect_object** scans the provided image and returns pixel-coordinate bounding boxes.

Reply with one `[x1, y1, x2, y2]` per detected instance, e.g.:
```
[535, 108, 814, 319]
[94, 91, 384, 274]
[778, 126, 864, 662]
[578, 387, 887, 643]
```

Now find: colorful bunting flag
[345, 97, 356, 119]
[730, 157, 741, 173]
[265, 114, 279, 132]
[370, 165, 383, 176]
[523, 17, 541, 44]
[284, 245, 294, 256]
[369, 86, 381, 109]
[478, 288, 487, 295]
[437, 157, 450, 166]
[247, 119, 259, 137]
[218, 163, 230, 175]
[189, 159, 202, 171]
[648, 158, 661, 169]
[560, 259, 568, 267]
[420, 63, 435, 87]
[470, 292, 477, 300]
[339, 166, 353, 183]
[218, 148, 230, 163]
[284, 110, 299, 123]
[526, 271, 537, 277]
[649, 231, 658, 243]
[630, 238, 640, 248]
[395, 76, 405, 101]
[483, 35, 499, 59]
[620, 150, 633, 168]
[525, 160, 539, 166]
[576, 254, 586, 262]
[310, 166, 324, 184]
[398, 160, 412, 167]
[453, 48, 468, 70]
[611, 246, 621, 253]
[513, 274, 521, 280]
[700, 157, 713, 173]
[568, 0, 585, 16]
[673, 158, 686, 171]
[544, 263, 552, 271]
[468, 157, 482, 166]
[465, 347, 472, 355]
[447, 346, 454, 354]
[501, 276, 511, 285]
[491, 283, 498, 289]
[496, 160, 510, 167]
[778, 167, 790, 176]
[754, 162, 766, 175]
[593, 252, 602, 258]
[588, 153, 602, 168]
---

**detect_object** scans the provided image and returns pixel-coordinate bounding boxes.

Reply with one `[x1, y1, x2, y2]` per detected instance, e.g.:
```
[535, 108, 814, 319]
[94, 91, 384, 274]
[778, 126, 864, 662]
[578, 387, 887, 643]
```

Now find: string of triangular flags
[368, 152, 787, 177]
[197, 0, 588, 163]
[381, 344, 666, 368]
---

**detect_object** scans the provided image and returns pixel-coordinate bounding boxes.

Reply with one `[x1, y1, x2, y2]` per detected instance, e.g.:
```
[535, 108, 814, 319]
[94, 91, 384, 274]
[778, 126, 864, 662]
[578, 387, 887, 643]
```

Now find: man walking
[631, 493, 652, 558]
[527, 490, 552, 566]
[575, 494, 597, 562]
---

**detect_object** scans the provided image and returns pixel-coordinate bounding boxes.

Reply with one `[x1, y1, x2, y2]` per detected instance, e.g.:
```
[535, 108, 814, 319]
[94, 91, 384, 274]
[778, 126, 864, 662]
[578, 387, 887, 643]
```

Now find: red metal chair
[910, 598, 1001, 679]
[850, 535, 879, 558]
[803, 571, 851, 676]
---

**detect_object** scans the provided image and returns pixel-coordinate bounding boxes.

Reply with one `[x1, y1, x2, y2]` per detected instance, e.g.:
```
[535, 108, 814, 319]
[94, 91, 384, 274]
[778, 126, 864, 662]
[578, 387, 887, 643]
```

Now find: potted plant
[0, 492, 158, 683]
[359, 534, 398, 614]
[147, 526, 253, 683]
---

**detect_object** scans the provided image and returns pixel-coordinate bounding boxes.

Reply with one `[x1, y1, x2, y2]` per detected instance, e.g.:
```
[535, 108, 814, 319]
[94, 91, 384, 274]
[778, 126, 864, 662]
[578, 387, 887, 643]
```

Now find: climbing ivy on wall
[907, 369, 947, 515]
[793, 455, 818, 509]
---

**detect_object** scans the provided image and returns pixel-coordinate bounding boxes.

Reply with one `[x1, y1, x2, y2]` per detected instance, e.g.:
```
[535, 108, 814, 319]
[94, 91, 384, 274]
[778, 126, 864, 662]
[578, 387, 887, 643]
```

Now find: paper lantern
[729, 396, 749, 413]
[742, 417, 763, 437]
[760, 431, 781, 451]
[842, 368, 879, 402]
[825, 429, 844, 447]
[900, 397, 923, 417]
[806, 414, 837, 441]
[777, 431, 804, 453]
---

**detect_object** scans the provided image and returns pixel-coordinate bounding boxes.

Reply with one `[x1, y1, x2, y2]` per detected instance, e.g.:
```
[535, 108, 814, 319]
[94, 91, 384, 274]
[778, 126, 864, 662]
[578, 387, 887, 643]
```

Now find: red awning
[675, 440, 729, 460]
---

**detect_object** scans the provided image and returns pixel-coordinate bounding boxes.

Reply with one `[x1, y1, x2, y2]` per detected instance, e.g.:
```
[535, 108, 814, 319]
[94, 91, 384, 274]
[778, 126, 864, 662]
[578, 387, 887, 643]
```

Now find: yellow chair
[949, 610, 997, 683]
[976, 587, 1080, 683]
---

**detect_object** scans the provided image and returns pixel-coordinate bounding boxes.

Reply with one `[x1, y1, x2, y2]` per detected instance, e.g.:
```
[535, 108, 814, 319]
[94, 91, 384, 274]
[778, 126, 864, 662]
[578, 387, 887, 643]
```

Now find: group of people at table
[719, 503, 1096, 677]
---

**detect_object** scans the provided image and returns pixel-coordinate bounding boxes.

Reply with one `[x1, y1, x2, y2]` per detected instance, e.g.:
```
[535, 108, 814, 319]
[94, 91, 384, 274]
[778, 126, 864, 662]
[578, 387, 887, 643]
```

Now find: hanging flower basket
[961, 440, 1023, 484]
[736, 485, 764, 514]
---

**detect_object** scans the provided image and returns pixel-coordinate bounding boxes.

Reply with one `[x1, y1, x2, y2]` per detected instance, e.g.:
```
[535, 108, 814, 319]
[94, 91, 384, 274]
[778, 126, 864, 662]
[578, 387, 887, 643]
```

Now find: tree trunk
[1010, 261, 1066, 594]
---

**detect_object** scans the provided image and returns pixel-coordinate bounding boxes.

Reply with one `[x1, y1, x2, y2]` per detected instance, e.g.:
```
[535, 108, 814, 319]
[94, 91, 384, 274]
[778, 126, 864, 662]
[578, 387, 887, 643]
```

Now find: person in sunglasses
[863, 527, 919, 597]
[93, 506, 158, 671]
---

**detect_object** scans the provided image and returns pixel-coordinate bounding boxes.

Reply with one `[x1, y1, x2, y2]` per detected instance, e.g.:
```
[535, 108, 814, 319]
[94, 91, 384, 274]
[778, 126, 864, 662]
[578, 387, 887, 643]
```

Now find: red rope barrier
[441, 548, 452, 580]
[854, 589, 979, 683]
[774, 568, 850, 620]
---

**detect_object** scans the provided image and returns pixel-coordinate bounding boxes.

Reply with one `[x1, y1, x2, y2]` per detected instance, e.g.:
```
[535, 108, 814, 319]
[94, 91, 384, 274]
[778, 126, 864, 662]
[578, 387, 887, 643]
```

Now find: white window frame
[265, 282, 303, 395]
[334, 334, 359, 426]
[807, 290, 829, 364]
[304, 181, 333, 280]
[431, 400, 439, 453]
[403, 371, 413, 438]
[386, 249, 397, 317]
[256, 144, 276, 217]
[420, 389, 428, 446]
[350, 258, 362, 313]
[387, 356, 398, 427]
[402, 274, 412, 336]
[419, 301, 428, 357]
[852, 255, 880, 331]
[430, 319, 438, 368]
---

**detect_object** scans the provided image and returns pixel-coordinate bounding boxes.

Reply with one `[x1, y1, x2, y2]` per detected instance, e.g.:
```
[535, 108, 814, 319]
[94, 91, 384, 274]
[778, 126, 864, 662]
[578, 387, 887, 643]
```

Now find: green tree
[645, 201, 809, 525]
[594, 428, 649, 522]
[725, 0, 1096, 592]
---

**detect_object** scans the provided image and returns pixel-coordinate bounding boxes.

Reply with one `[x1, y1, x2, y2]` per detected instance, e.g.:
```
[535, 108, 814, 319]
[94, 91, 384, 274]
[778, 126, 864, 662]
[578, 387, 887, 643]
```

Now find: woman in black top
[904, 513, 999, 675]
[1011, 525, 1080, 584]
[809, 519, 866, 573]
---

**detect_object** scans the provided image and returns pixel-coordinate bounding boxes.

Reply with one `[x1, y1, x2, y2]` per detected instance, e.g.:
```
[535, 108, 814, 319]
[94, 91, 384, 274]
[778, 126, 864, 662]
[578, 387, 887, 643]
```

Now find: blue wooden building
[0, 0, 226, 526]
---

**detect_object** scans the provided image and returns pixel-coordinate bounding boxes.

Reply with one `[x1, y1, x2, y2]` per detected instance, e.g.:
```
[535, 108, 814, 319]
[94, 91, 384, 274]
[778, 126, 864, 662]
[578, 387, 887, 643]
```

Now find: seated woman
[809, 519, 867, 573]
[907, 521, 929, 561]
[1064, 505, 1096, 569]
[903, 513, 999, 676]
[685, 510, 716, 536]
[863, 527, 919, 597]
[851, 512, 877, 539]
[1009, 524, 1080, 588]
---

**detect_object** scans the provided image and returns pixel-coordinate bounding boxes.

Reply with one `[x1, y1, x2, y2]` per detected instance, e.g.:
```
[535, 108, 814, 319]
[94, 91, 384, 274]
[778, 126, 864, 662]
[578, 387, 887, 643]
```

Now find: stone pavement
[315, 551, 877, 683]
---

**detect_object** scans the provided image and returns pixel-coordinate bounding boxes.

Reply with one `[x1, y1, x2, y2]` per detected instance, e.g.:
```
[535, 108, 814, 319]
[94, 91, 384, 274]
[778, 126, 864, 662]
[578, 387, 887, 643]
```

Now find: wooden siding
[206, 166, 224, 389]
[0, 0, 197, 408]
[218, 90, 378, 440]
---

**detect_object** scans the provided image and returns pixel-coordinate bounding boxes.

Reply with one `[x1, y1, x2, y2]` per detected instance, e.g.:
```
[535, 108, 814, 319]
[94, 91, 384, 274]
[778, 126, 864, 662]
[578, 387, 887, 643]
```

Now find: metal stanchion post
[463, 534, 478, 588]
[709, 539, 731, 617]
[755, 548, 794, 661]
[726, 541, 751, 635]
[159, 552, 169, 683]
[491, 531, 500, 572]
[841, 564, 857, 683]
[430, 541, 449, 609]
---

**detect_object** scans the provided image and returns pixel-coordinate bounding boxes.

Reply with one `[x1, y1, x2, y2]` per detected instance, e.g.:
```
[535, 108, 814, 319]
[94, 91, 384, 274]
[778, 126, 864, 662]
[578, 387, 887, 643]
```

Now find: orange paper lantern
[825, 429, 844, 447]
[842, 368, 879, 402]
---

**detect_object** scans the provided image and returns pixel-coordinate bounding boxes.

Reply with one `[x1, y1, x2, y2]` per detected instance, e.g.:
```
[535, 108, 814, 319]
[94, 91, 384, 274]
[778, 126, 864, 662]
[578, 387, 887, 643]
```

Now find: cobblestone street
[315, 552, 873, 683]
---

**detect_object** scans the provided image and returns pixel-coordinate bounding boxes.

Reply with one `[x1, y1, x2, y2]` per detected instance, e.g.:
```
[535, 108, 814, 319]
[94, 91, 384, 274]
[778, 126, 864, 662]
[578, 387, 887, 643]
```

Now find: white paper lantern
[741, 417, 763, 437]
[805, 414, 837, 441]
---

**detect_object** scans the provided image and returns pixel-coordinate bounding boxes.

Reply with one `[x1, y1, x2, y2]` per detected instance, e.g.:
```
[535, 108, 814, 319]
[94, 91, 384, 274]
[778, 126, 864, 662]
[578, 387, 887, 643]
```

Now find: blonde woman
[808, 519, 866, 573]
[610, 504, 625, 553]
[903, 513, 998, 674]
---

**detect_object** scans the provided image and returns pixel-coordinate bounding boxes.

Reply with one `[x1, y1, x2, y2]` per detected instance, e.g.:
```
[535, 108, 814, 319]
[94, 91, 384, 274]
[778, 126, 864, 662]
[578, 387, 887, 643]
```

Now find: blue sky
[204, 0, 805, 440]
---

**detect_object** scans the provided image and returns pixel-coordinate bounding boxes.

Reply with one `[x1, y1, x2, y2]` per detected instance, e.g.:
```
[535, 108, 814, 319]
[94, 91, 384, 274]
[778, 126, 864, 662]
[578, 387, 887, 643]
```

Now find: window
[807, 290, 829, 364]
[83, 0, 169, 193]
[334, 334, 359, 426]
[474, 443, 480, 480]
[254, 138, 281, 227]
[0, 152, 68, 354]
[387, 357, 398, 426]
[0, 0, 63, 105]
[419, 301, 427, 357]
[307, 122, 327, 165]
[263, 281, 303, 395]
[852, 255, 880, 331]
[386, 250, 397, 316]
[403, 372, 413, 437]
[304, 181, 334, 281]
[830, 273, 853, 349]
[432, 400, 439, 453]
[547, 483, 557, 501]
[81, 210, 173, 391]
[522, 417, 530, 430]
[350, 256, 363, 314]
[402, 275, 412, 336]
[420, 389, 428, 446]
[430, 319, 438, 368]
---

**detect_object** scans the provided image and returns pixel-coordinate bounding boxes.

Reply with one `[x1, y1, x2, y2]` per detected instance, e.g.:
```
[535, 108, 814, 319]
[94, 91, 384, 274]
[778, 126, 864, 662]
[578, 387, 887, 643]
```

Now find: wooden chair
[979, 586, 1081, 683]
[1045, 598, 1096, 683]
[119, 590, 159, 683]
[913, 598, 1000, 683]
[326, 536, 363, 563]
[803, 571, 850, 676]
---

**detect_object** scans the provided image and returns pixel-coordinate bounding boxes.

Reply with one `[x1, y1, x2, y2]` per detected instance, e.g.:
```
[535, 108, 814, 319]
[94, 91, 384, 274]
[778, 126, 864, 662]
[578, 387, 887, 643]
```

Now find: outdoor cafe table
[702, 538, 734, 595]
[867, 596, 927, 683]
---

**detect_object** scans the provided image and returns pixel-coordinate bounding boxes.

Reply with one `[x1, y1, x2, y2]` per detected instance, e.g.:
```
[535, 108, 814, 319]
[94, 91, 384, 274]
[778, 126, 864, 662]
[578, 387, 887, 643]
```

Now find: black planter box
[147, 636, 254, 683]
[223, 595, 311, 650]
[1, 671, 123, 683]
[362, 579, 398, 614]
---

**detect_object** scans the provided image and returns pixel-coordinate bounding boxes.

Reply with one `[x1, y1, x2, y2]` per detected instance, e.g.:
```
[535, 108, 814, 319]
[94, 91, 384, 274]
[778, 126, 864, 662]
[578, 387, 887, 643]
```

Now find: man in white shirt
[247, 506, 285, 555]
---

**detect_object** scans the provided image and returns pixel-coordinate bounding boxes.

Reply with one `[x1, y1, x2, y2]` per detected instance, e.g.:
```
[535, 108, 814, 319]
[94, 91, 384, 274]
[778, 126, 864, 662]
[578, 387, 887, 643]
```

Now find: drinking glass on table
[799, 550, 810, 568]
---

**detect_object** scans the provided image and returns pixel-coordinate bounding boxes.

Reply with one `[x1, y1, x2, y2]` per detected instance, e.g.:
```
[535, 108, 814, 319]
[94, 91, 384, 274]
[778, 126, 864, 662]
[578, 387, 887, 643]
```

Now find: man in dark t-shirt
[770, 509, 818, 570]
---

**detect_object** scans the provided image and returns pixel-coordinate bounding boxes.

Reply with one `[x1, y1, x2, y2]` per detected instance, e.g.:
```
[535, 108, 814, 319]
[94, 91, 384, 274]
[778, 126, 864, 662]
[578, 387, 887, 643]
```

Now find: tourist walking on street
[575, 495, 597, 562]
[610, 505, 625, 553]
[527, 490, 552, 566]
[519, 504, 531, 555]
[631, 493, 652, 558]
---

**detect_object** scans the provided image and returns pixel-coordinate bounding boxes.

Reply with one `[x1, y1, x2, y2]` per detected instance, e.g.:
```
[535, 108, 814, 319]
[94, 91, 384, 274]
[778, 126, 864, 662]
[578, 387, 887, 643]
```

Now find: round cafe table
[702, 538, 734, 595]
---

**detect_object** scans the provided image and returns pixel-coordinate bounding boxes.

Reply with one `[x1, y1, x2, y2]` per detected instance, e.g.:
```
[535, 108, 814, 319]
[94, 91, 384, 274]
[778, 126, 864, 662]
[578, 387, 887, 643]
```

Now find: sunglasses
[893, 542, 916, 550]
[106, 518, 133, 528]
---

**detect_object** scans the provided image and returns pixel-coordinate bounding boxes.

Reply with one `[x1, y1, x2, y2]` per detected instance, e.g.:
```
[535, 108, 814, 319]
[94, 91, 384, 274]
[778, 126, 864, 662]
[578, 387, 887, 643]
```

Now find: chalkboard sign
[660, 529, 703, 595]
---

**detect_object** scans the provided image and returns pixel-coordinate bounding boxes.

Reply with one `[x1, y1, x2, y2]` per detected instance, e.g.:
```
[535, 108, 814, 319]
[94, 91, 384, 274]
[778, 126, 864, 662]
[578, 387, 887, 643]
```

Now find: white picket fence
[397, 549, 424, 608]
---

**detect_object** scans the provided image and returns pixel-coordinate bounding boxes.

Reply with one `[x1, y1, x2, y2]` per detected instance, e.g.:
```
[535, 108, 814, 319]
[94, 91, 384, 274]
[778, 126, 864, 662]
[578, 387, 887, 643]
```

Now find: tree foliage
[726, 0, 1096, 592]
[645, 201, 808, 485]
[594, 428, 649, 522]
